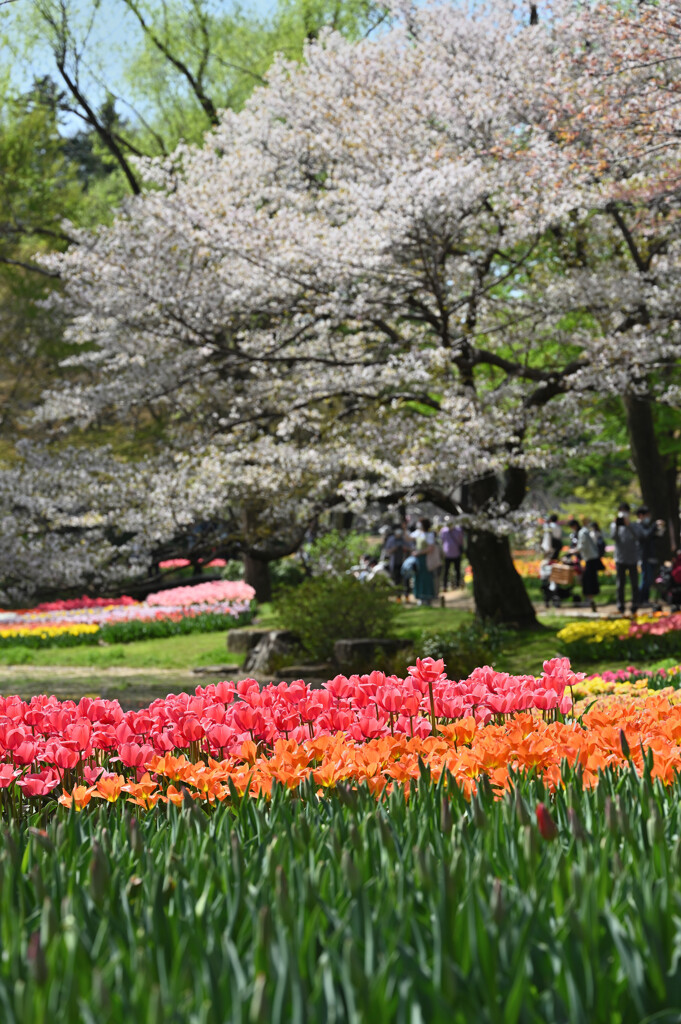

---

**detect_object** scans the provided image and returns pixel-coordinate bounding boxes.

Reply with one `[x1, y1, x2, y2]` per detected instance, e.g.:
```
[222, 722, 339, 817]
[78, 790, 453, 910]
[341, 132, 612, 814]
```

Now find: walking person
[575, 516, 600, 612]
[610, 503, 641, 615]
[382, 524, 413, 591]
[440, 516, 464, 589]
[540, 514, 563, 560]
[636, 506, 665, 606]
[410, 517, 437, 606]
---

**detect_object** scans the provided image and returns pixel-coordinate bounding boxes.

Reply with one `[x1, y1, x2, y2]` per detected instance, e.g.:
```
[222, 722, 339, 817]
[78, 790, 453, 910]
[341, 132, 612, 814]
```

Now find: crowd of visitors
[375, 516, 466, 606]
[540, 504, 667, 614]
[355, 501, 676, 615]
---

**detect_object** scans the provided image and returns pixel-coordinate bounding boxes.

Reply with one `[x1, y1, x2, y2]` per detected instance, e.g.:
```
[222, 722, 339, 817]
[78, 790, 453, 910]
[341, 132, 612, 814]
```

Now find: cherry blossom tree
[13, 0, 681, 620]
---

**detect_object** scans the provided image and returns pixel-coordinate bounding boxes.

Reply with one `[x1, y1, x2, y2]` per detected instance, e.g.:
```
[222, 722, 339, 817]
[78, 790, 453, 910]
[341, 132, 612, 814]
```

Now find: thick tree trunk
[243, 553, 272, 603]
[466, 528, 539, 628]
[624, 394, 679, 556]
[461, 469, 539, 628]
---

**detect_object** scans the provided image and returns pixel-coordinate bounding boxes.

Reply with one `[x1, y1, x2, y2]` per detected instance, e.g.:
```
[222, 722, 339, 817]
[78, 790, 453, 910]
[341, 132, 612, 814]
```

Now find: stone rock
[242, 630, 300, 674]
[226, 628, 274, 654]
[333, 637, 411, 673]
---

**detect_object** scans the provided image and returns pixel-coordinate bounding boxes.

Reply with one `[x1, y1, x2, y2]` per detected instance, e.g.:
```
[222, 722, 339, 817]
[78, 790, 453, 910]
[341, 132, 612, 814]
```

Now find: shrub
[303, 529, 381, 577]
[275, 574, 397, 661]
[414, 620, 505, 680]
[270, 557, 307, 593]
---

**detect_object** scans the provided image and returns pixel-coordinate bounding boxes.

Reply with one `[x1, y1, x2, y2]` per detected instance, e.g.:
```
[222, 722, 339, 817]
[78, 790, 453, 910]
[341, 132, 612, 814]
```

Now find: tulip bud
[28, 827, 54, 853]
[128, 815, 143, 858]
[249, 972, 270, 1024]
[491, 878, 505, 925]
[472, 798, 487, 830]
[89, 840, 110, 904]
[515, 789, 531, 826]
[40, 898, 58, 947]
[440, 795, 453, 835]
[26, 931, 47, 987]
[567, 807, 588, 842]
[341, 849, 361, 893]
[275, 865, 289, 908]
[535, 802, 558, 841]
[647, 805, 664, 846]
[30, 864, 45, 903]
[522, 823, 538, 861]
[605, 797, 618, 835]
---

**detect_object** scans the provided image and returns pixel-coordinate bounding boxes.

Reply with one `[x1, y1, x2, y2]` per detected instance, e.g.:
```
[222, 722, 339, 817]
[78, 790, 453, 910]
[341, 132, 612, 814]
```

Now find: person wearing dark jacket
[610, 503, 641, 615]
[636, 506, 665, 605]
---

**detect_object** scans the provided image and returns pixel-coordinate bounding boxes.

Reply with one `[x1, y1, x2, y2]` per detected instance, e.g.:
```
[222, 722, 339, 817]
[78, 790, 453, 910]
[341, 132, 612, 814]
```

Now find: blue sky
[1, 0, 277, 132]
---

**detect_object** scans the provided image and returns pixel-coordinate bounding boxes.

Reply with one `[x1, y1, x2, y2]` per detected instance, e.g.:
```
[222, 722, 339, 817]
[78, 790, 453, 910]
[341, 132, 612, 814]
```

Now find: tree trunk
[462, 470, 539, 628]
[243, 553, 272, 603]
[624, 394, 679, 556]
[466, 529, 538, 628]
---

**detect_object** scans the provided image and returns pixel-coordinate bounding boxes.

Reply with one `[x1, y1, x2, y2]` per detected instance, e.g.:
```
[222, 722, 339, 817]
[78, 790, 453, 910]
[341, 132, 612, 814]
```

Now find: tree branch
[0, 255, 60, 278]
[121, 0, 219, 126]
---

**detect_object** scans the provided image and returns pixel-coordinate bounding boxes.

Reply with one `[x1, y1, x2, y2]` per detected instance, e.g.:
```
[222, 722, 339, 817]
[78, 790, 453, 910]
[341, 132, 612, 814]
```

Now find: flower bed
[2, 658, 681, 1020]
[574, 664, 681, 698]
[0, 656, 679, 815]
[558, 613, 681, 661]
[0, 581, 255, 647]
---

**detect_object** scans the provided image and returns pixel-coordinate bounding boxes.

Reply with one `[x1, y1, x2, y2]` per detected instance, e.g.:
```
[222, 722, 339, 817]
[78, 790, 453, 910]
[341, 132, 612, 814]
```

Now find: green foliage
[303, 528, 380, 577]
[559, 630, 681, 665]
[3, 766, 681, 1020]
[415, 620, 506, 680]
[269, 557, 306, 592]
[275, 574, 397, 660]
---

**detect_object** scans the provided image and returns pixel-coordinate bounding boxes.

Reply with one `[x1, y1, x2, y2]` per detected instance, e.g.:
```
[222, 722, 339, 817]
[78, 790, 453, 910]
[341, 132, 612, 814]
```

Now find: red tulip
[536, 802, 558, 841]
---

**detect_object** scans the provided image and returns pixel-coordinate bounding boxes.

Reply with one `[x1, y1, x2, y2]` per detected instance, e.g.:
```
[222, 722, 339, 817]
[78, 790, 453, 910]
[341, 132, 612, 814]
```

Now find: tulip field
[0, 582, 255, 648]
[0, 654, 680, 1019]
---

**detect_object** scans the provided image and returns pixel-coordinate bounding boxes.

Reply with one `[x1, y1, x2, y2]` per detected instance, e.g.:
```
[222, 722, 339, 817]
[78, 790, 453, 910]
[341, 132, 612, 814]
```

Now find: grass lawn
[0, 585, 673, 702]
[0, 632, 246, 670]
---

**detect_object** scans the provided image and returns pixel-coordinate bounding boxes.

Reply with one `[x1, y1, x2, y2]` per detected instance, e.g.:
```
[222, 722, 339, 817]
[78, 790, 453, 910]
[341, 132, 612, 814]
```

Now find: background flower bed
[558, 613, 681, 663]
[0, 581, 255, 648]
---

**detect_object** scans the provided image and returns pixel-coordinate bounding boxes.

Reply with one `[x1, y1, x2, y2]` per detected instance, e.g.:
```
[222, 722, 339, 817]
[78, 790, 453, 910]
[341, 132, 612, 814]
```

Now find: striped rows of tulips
[0, 655, 679, 816]
[558, 612, 681, 662]
[0, 581, 255, 647]
[57, 692, 681, 809]
[0, 656, 573, 810]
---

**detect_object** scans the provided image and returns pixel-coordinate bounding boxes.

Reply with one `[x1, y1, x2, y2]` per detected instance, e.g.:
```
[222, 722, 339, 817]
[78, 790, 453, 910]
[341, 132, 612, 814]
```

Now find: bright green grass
[0, 599, 671, 683]
[0, 632, 246, 670]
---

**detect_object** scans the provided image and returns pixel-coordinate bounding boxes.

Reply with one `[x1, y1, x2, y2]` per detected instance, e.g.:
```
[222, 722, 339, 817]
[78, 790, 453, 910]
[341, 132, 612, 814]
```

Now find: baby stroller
[540, 558, 580, 608]
[654, 563, 681, 612]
